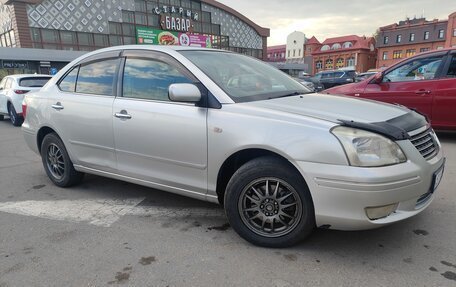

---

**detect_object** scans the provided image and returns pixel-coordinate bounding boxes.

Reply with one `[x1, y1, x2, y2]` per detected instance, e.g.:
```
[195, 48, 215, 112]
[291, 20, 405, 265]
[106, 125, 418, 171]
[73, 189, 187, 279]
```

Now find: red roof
[267, 44, 286, 50]
[306, 36, 320, 45]
[312, 35, 374, 55]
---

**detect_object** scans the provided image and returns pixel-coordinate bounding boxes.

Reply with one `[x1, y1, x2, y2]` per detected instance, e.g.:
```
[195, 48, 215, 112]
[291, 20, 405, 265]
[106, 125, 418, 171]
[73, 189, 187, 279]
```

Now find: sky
[216, 0, 455, 46]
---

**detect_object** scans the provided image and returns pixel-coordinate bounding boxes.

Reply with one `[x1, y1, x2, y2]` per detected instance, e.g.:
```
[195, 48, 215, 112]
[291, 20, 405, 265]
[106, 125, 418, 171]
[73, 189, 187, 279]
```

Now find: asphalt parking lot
[0, 119, 455, 287]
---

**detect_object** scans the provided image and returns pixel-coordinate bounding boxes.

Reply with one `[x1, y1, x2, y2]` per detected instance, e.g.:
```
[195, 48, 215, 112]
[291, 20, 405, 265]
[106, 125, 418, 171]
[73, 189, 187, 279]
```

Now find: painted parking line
[0, 198, 224, 227]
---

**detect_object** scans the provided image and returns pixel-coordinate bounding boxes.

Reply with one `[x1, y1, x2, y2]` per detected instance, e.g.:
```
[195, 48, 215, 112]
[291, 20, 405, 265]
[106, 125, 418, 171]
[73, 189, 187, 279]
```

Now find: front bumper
[296, 144, 445, 230]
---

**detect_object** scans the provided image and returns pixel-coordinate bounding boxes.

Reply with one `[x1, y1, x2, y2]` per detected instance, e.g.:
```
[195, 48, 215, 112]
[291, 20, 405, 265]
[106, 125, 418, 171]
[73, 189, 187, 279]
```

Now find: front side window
[383, 56, 443, 82]
[122, 58, 192, 101]
[180, 51, 309, 103]
[76, 59, 119, 96]
[447, 56, 456, 77]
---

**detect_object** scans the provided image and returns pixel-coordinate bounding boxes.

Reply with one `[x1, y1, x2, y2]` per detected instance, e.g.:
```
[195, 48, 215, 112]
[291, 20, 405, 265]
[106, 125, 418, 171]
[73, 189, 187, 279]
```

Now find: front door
[361, 54, 446, 121]
[432, 53, 456, 129]
[113, 52, 208, 195]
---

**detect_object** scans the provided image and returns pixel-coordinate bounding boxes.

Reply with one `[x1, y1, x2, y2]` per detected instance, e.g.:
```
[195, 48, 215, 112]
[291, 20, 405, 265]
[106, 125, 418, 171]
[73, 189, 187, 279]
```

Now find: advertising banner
[136, 27, 211, 48]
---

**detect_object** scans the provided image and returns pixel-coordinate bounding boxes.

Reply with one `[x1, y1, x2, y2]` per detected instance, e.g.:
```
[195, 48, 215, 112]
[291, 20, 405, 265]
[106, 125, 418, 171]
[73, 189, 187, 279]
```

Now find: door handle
[51, 102, 64, 110]
[415, 90, 431, 95]
[114, 110, 132, 120]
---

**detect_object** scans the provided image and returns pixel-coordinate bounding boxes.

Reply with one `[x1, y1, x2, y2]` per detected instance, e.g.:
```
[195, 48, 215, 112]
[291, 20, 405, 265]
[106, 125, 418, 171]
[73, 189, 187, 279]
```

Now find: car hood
[243, 93, 410, 125]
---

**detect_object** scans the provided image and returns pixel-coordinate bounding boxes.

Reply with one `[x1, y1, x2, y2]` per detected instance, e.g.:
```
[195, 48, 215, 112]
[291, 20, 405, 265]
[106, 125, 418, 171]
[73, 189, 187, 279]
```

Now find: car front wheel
[41, 133, 84, 187]
[8, 104, 23, 126]
[224, 156, 315, 248]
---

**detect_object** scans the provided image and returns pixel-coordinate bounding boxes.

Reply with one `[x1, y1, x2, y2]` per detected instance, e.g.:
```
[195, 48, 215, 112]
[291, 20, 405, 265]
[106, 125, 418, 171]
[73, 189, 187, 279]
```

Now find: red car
[324, 48, 456, 130]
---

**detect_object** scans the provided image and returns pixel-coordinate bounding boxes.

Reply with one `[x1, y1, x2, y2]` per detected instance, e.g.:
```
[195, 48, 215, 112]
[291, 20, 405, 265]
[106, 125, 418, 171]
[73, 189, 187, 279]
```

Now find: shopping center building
[0, 0, 269, 77]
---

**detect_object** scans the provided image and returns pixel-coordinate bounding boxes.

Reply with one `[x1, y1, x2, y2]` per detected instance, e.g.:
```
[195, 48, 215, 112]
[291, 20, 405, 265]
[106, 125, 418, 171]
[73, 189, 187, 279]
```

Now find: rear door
[432, 52, 456, 129]
[49, 52, 121, 172]
[361, 52, 446, 121]
[112, 50, 208, 195]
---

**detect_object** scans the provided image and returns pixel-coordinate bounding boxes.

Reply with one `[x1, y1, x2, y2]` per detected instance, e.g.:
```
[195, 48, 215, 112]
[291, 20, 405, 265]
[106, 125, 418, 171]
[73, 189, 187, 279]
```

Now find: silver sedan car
[22, 46, 445, 247]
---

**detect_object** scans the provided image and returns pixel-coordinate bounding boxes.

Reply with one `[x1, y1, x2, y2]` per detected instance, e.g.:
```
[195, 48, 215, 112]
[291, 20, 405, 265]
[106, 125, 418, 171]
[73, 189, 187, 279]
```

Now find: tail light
[22, 101, 27, 119]
[14, 89, 30, 94]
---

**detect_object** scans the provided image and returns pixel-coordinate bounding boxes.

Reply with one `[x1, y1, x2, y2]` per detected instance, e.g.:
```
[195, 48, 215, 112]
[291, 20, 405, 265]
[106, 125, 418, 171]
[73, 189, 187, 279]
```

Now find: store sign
[161, 15, 192, 33]
[136, 27, 211, 48]
[2, 61, 28, 69]
[152, 5, 199, 21]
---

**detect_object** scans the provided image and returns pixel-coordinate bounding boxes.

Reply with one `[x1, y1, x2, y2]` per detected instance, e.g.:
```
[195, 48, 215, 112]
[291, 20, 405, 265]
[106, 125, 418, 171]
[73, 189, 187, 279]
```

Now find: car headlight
[331, 126, 407, 167]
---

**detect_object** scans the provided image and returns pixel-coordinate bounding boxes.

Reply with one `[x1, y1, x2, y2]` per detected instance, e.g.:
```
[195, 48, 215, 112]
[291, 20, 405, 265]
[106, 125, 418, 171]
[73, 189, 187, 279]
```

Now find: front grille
[409, 128, 438, 160]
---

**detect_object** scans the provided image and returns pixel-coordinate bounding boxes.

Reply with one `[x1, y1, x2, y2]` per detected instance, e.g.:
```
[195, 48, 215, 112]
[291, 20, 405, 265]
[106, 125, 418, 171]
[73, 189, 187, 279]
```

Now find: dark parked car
[324, 48, 456, 130]
[313, 70, 357, 90]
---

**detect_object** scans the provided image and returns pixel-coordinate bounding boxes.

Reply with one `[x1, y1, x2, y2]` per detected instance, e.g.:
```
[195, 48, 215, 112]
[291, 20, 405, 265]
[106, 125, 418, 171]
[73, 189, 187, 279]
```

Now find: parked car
[355, 72, 378, 82]
[0, 74, 52, 126]
[293, 77, 315, 91]
[324, 48, 456, 130]
[22, 46, 445, 247]
[313, 69, 357, 90]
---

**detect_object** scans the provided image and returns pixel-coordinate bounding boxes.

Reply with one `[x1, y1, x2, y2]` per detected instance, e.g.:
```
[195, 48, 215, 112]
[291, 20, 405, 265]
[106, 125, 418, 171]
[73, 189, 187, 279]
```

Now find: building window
[420, 47, 430, 53]
[293, 49, 296, 57]
[396, 34, 402, 43]
[331, 43, 341, 50]
[325, 59, 333, 69]
[438, 29, 444, 39]
[410, 33, 415, 42]
[315, 60, 322, 70]
[424, 31, 430, 40]
[321, 45, 330, 51]
[393, 50, 403, 59]
[342, 42, 353, 48]
[384, 36, 389, 44]
[454, 29, 456, 37]
[382, 51, 388, 60]
[336, 58, 344, 68]
[437, 46, 444, 50]
[287, 50, 290, 57]
[298, 49, 301, 56]
[346, 57, 355, 67]
[406, 49, 416, 57]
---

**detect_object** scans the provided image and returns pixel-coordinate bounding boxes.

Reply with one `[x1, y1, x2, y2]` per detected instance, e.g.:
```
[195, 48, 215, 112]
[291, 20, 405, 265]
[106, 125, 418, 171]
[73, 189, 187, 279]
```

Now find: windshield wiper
[268, 91, 309, 100]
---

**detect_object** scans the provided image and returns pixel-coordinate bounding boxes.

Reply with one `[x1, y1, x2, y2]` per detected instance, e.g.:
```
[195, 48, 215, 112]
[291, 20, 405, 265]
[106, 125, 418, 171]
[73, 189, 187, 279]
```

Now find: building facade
[312, 35, 377, 73]
[266, 44, 285, 62]
[0, 0, 269, 77]
[376, 12, 456, 68]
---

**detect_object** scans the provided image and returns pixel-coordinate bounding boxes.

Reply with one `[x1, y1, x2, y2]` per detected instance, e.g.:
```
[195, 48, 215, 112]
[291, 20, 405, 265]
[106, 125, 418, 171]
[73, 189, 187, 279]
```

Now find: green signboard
[136, 26, 211, 48]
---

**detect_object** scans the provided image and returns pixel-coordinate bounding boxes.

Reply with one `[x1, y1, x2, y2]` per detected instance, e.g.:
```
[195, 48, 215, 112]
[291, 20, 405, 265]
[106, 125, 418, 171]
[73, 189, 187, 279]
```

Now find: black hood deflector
[338, 111, 428, 141]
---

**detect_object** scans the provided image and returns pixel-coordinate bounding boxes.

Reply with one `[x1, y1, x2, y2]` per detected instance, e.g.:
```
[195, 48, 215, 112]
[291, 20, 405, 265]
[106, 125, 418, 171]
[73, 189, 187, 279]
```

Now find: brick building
[376, 12, 456, 68]
[266, 44, 286, 62]
[311, 35, 377, 73]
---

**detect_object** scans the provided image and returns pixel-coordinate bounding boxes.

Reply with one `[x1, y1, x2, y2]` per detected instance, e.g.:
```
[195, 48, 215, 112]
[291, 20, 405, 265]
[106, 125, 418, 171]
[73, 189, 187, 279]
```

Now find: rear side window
[76, 59, 119, 96]
[58, 67, 79, 92]
[122, 57, 192, 101]
[19, 77, 51, 87]
[333, 72, 344, 78]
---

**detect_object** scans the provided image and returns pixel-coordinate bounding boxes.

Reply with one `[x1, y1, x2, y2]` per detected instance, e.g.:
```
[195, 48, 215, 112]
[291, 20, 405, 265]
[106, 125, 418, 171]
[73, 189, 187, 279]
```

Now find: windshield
[180, 50, 310, 103]
[19, 77, 52, 87]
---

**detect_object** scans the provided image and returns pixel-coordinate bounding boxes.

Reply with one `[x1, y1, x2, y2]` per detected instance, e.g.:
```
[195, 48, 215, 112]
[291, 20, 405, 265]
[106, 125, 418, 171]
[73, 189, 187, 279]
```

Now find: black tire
[224, 156, 315, 248]
[7, 103, 23, 126]
[41, 133, 84, 187]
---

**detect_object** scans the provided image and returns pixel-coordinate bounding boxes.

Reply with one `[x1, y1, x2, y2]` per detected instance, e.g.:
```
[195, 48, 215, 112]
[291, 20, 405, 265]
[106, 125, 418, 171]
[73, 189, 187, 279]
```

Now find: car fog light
[365, 203, 399, 220]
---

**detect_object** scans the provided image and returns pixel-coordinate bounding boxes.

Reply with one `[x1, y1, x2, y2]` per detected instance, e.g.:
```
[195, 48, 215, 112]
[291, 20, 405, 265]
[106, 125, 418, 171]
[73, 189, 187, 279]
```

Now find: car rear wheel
[7, 104, 23, 126]
[41, 133, 84, 187]
[224, 156, 315, 248]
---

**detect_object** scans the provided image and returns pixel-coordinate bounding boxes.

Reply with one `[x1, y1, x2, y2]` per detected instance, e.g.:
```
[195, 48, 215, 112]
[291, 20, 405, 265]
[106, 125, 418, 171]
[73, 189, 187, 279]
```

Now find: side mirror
[168, 83, 201, 103]
[371, 72, 383, 84]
